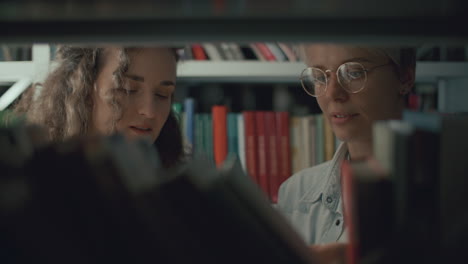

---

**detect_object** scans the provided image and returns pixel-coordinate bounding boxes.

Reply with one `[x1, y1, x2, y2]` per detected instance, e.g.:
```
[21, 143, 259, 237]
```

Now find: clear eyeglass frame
[299, 62, 392, 97]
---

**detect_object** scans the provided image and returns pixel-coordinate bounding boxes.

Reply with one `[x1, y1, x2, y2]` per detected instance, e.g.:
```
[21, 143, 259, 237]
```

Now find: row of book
[173, 99, 339, 203]
[179, 42, 299, 62]
[341, 110, 468, 263]
[0, 45, 32, 61]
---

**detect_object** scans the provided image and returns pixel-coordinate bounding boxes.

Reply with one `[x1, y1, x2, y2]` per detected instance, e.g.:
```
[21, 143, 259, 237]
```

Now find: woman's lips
[330, 113, 359, 125]
[129, 126, 153, 135]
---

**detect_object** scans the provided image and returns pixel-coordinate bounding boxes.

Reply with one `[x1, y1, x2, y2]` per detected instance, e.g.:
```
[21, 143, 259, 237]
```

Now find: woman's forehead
[303, 44, 389, 66]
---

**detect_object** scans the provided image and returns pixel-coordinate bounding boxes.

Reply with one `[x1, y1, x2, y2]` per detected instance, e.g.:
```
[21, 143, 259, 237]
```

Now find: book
[266, 43, 287, 62]
[277, 43, 298, 62]
[202, 43, 223, 61]
[212, 105, 228, 167]
[255, 111, 271, 197]
[275, 112, 292, 199]
[243, 111, 259, 184]
[192, 44, 208, 60]
[265, 111, 279, 202]
[249, 43, 266, 61]
[255, 43, 276, 61]
[227, 113, 239, 159]
[237, 114, 247, 172]
[183, 98, 195, 155]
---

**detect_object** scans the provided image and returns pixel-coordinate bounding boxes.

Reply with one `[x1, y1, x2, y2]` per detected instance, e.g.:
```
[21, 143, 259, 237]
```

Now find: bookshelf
[2, 44, 468, 84]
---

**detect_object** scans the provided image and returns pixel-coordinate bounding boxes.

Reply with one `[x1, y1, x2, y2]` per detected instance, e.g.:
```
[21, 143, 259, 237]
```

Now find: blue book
[227, 113, 239, 158]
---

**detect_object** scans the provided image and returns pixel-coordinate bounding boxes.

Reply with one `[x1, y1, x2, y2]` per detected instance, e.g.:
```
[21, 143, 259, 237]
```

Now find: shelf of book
[2, 60, 468, 84]
[176, 61, 468, 83]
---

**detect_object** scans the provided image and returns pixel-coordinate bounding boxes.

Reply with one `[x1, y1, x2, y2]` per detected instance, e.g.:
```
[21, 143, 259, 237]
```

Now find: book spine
[202, 43, 223, 61]
[315, 114, 325, 164]
[212, 105, 228, 167]
[227, 113, 239, 158]
[249, 43, 266, 61]
[237, 114, 247, 172]
[300, 116, 311, 169]
[255, 111, 270, 197]
[290, 116, 302, 174]
[266, 43, 286, 62]
[192, 44, 208, 60]
[255, 43, 276, 61]
[266, 111, 279, 203]
[276, 112, 292, 185]
[324, 115, 335, 161]
[277, 42, 298, 62]
[243, 111, 259, 184]
[184, 98, 195, 155]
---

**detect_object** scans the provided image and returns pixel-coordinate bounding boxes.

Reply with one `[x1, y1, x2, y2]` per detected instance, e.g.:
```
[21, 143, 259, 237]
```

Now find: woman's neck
[346, 140, 373, 161]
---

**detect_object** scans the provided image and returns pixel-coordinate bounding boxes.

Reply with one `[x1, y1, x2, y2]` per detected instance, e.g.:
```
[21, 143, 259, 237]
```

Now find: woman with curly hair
[14, 46, 183, 168]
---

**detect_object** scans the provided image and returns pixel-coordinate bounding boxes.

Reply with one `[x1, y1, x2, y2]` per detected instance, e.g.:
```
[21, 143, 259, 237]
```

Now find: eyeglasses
[300, 62, 392, 97]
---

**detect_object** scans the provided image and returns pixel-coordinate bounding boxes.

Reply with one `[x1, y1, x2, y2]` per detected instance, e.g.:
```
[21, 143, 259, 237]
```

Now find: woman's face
[91, 47, 176, 143]
[303, 44, 412, 144]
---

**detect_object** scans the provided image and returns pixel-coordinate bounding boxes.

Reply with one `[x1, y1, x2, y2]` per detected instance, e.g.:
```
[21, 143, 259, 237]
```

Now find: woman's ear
[399, 67, 416, 95]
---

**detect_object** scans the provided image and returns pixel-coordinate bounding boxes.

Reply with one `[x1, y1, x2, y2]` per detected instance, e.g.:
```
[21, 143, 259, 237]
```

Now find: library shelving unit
[1, 43, 468, 110]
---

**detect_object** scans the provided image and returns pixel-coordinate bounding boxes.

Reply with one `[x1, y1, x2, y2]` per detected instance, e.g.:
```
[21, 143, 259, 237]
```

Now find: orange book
[192, 44, 208, 60]
[243, 111, 259, 184]
[255, 111, 270, 197]
[254, 43, 276, 61]
[212, 105, 228, 167]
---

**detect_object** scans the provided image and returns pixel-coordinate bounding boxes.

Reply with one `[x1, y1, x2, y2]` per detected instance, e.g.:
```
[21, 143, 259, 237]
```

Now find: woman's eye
[117, 87, 137, 94]
[348, 71, 364, 79]
[156, 93, 170, 100]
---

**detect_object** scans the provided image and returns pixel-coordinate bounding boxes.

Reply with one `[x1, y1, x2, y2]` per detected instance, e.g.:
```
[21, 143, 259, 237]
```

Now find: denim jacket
[277, 143, 348, 245]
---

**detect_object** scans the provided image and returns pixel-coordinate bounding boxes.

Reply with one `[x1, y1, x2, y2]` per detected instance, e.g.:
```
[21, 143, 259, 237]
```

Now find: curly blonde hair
[14, 46, 183, 168]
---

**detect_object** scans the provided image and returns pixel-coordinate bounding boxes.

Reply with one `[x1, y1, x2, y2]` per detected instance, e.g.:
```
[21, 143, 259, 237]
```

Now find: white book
[228, 43, 245, 60]
[220, 42, 235, 60]
[266, 42, 287, 62]
[237, 114, 247, 172]
[202, 43, 223, 61]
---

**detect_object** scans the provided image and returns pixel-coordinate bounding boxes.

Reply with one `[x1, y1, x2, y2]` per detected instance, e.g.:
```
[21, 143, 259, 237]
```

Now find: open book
[0, 124, 318, 264]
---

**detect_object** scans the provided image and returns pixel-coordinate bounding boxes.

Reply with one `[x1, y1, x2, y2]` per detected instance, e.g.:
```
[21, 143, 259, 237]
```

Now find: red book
[243, 111, 258, 184]
[254, 43, 276, 61]
[341, 160, 358, 264]
[275, 112, 291, 200]
[192, 44, 208, 60]
[212, 105, 228, 167]
[265, 111, 279, 202]
[255, 111, 270, 197]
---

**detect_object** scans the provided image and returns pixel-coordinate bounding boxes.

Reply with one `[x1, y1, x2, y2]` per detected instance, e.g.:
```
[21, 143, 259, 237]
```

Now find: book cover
[275, 112, 292, 196]
[184, 98, 195, 155]
[255, 43, 276, 61]
[237, 114, 247, 172]
[212, 105, 228, 167]
[243, 111, 259, 184]
[289, 116, 302, 174]
[265, 111, 279, 202]
[227, 113, 239, 159]
[192, 44, 208, 60]
[255, 111, 271, 197]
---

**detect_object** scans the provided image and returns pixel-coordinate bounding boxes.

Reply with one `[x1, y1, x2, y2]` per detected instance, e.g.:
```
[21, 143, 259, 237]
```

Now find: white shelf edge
[0, 61, 34, 82]
[177, 61, 468, 83]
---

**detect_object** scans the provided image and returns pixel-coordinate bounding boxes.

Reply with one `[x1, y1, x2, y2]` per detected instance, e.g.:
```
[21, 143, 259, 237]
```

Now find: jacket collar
[300, 142, 348, 215]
